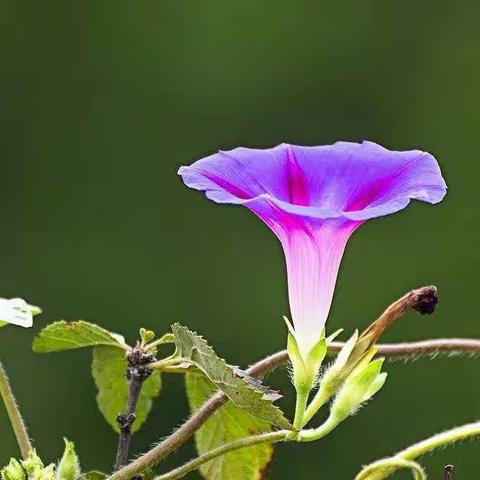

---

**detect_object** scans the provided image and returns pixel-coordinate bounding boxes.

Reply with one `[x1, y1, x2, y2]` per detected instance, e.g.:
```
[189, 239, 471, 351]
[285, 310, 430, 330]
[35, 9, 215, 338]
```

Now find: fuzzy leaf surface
[186, 373, 274, 480]
[172, 323, 290, 429]
[92, 346, 161, 433]
[32, 321, 126, 352]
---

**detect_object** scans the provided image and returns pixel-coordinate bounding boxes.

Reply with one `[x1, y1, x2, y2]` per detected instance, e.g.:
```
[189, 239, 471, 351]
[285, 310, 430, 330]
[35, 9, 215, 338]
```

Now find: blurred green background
[1, 1, 479, 479]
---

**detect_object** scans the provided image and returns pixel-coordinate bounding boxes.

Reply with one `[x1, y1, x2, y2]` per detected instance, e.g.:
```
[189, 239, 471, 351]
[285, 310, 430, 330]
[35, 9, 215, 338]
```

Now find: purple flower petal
[179, 141, 447, 356]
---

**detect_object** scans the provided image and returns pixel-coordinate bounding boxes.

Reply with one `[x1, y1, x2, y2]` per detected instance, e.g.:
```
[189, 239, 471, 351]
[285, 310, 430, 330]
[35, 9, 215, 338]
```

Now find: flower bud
[1, 459, 25, 480]
[56, 439, 80, 480]
[330, 357, 387, 422]
[313, 331, 372, 404]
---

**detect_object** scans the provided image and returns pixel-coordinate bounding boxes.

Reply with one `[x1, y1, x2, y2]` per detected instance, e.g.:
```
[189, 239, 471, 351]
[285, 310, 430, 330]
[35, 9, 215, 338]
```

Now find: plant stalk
[293, 389, 309, 430]
[114, 346, 155, 470]
[355, 421, 480, 480]
[154, 430, 290, 480]
[0, 360, 32, 459]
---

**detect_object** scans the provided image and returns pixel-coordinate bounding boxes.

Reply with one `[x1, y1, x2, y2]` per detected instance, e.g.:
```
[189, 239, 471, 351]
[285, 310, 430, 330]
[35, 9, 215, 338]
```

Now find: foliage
[32, 321, 126, 352]
[186, 373, 274, 480]
[172, 323, 290, 429]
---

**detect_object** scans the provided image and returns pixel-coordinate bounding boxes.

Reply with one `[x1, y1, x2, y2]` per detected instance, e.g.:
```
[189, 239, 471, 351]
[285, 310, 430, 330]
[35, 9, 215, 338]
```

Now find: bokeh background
[1, 1, 479, 479]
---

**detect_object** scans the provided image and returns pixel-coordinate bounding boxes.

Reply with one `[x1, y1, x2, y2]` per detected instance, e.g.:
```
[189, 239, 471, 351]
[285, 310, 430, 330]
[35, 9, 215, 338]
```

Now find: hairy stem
[355, 458, 426, 480]
[355, 421, 480, 480]
[154, 430, 290, 480]
[0, 360, 32, 459]
[399, 421, 480, 460]
[293, 389, 309, 430]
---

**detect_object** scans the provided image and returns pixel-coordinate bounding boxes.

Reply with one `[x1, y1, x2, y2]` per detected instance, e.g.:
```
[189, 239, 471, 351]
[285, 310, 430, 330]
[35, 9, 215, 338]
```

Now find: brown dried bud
[411, 286, 438, 315]
[353, 285, 439, 360]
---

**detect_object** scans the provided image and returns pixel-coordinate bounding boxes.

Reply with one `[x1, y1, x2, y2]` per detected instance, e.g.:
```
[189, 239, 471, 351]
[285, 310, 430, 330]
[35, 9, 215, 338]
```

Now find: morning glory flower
[178, 141, 447, 358]
[0, 298, 42, 328]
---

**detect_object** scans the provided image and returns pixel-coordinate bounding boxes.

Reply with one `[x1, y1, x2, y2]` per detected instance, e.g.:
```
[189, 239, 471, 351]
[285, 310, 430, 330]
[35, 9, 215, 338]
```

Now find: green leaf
[92, 346, 161, 433]
[172, 324, 290, 429]
[32, 321, 127, 353]
[186, 373, 274, 480]
[0, 321, 7, 328]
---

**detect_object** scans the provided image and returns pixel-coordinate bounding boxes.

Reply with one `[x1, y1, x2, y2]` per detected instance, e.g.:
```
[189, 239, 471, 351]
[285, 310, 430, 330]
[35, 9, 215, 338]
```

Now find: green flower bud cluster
[1, 439, 80, 480]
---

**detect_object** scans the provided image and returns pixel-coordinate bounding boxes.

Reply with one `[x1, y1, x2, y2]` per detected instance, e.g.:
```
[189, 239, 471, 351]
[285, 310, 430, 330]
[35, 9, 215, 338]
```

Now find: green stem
[303, 386, 332, 425]
[0, 361, 32, 459]
[147, 357, 188, 371]
[154, 430, 290, 480]
[355, 458, 426, 480]
[293, 389, 309, 430]
[297, 415, 339, 442]
[355, 421, 480, 480]
[398, 421, 480, 460]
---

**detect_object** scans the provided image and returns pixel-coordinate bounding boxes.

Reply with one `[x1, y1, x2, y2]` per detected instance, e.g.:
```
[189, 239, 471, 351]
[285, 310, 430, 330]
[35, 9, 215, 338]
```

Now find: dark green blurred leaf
[172, 323, 290, 429]
[91, 346, 161, 433]
[32, 321, 127, 353]
[186, 373, 274, 480]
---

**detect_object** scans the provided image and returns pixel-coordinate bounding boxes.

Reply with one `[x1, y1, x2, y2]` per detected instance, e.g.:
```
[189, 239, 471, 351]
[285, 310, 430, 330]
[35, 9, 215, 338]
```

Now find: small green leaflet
[32, 321, 127, 353]
[92, 346, 161, 433]
[186, 373, 274, 480]
[172, 324, 291, 429]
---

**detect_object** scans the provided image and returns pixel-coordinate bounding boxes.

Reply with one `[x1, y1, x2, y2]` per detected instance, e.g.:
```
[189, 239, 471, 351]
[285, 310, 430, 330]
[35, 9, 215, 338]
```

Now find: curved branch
[355, 421, 480, 480]
[154, 430, 289, 480]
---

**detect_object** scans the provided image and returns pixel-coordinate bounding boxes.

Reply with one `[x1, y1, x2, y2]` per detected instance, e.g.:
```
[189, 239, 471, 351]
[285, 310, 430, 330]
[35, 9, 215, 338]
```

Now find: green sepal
[1, 459, 25, 480]
[326, 328, 343, 343]
[56, 439, 80, 480]
[284, 317, 326, 393]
